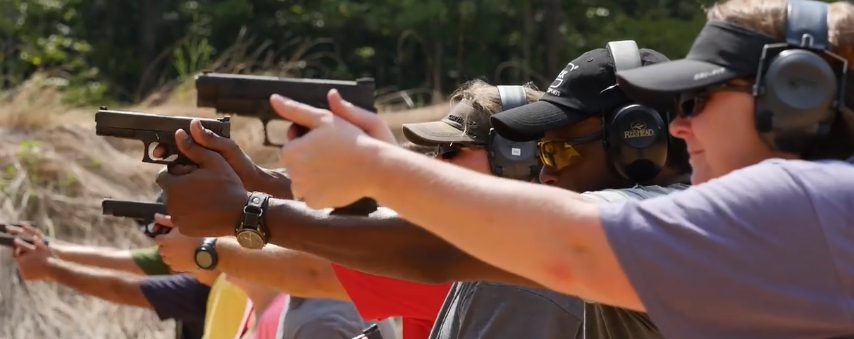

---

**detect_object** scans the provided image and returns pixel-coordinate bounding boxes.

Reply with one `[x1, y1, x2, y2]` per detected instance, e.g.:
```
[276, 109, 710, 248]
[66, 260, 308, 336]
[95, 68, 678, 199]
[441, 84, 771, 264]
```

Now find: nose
[669, 115, 692, 140]
[539, 166, 559, 186]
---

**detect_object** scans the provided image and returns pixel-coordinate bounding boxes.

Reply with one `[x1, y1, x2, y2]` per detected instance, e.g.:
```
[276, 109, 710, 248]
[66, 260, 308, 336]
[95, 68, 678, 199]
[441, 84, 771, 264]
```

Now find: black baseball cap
[492, 47, 670, 141]
[616, 21, 777, 103]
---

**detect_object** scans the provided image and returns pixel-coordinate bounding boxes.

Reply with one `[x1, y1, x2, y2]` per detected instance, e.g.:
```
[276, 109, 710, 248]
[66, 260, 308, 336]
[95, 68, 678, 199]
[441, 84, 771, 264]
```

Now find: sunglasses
[678, 83, 753, 118]
[427, 144, 471, 160]
[537, 131, 603, 171]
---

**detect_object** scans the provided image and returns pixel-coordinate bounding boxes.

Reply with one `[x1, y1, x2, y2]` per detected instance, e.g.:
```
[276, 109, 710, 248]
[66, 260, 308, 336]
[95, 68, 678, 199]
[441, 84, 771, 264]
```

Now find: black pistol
[352, 323, 384, 339]
[95, 108, 231, 165]
[195, 72, 378, 216]
[195, 72, 375, 146]
[102, 199, 170, 238]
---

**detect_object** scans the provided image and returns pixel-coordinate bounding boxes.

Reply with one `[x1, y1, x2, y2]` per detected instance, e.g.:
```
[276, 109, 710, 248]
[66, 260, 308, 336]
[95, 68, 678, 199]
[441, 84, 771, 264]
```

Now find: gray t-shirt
[279, 297, 367, 339]
[430, 184, 687, 339]
[579, 184, 689, 339]
[601, 159, 854, 338]
[430, 281, 584, 339]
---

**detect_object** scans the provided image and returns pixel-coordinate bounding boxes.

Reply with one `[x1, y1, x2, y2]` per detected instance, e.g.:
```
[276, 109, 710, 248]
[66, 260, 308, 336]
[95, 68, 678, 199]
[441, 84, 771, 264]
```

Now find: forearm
[51, 243, 144, 275]
[365, 143, 609, 299]
[265, 201, 539, 287]
[214, 237, 349, 301]
[45, 258, 151, 308]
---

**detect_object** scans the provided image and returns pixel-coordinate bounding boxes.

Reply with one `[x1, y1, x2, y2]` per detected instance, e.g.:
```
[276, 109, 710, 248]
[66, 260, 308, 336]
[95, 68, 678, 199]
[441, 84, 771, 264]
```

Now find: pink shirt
[252, 294, 290, 339]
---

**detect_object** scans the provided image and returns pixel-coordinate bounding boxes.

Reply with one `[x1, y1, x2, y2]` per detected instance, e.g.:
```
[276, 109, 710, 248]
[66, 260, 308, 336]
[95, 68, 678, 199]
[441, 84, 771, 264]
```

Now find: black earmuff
[487, 86, 540, 181]
[753, 0, 847, 154]
[603, 40, 669, 183]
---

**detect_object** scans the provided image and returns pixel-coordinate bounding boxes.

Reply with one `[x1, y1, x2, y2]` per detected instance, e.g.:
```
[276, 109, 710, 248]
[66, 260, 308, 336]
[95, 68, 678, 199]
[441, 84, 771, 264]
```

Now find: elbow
[537, 258, 577, 293]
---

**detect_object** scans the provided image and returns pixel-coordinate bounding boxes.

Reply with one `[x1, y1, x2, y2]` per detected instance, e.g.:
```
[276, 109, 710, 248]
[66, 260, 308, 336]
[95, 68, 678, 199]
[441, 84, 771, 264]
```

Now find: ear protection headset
[602, 40, 669, 183]
[753, 0, 847, 154]
[487, 86, 540, 181]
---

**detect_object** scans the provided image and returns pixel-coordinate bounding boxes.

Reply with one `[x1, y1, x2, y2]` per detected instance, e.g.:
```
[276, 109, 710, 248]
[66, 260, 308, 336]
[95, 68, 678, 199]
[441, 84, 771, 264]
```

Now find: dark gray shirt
[602, 159, 854, 338]
[279, 297, 369, 339]
[430, 184, 686, 339]
[578, 184, 686, 339]
[430, 281, 583, 339]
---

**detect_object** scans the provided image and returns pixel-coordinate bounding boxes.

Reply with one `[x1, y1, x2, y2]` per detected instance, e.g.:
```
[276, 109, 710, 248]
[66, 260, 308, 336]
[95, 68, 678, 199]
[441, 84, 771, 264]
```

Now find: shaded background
[1, 0, 713, 107]
[0, 1, 713, 338]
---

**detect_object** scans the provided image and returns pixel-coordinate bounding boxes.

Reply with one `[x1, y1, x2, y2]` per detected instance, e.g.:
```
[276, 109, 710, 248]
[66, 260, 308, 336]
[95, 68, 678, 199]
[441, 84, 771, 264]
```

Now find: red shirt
[332, 264, 451, 339]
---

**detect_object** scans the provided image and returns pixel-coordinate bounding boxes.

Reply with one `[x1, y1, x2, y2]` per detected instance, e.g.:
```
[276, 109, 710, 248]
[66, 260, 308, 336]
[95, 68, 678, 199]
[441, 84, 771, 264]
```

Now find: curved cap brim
[491, 101, 587, 142]
[401, 121, 476, 146]
[617, 59, 745, 96]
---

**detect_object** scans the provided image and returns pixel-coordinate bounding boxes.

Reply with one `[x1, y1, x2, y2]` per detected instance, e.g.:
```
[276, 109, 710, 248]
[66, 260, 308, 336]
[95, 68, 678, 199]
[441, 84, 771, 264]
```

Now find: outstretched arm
[153, 215, 346, 300]
[214, 237, 349, 301]
[265, 201, 539, 287]
[153, 111, 537, 288]
[14, 239, 151, 308]
[50, 243, 146, 275]
[273, 92, 639, 310]
[6, 224, 146, 275]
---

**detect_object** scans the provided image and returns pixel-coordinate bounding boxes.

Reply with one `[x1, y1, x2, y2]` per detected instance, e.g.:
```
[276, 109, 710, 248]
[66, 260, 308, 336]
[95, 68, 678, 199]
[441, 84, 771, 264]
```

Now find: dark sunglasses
[426, 144, 469, 160]
[678, 83, 753, 118]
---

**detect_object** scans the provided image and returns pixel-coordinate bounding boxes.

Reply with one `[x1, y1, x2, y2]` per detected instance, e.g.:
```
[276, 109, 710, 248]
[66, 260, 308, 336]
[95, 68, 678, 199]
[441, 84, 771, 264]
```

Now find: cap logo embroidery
[447, 114, 465, 125]
[693, 67, 726, 81]
[623, 122, 656, 139]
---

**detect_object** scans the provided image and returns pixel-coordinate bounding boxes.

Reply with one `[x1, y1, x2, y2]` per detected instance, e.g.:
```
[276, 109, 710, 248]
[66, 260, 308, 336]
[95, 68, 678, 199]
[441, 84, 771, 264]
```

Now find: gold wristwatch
[235, 192, 271, 249]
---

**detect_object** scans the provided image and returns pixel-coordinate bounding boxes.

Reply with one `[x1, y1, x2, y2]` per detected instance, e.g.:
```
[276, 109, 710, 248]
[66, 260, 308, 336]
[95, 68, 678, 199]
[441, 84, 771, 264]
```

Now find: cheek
[694, 94, 762, 167]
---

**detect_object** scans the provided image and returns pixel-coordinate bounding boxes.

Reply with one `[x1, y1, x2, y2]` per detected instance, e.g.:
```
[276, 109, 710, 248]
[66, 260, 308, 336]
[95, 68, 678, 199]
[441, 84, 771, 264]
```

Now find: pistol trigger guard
[260, 118, 276, 147]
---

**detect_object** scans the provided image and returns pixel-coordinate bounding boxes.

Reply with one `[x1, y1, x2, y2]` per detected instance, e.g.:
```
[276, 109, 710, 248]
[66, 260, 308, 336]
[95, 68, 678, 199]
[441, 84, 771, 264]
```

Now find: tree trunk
[522, 0, 533, 82]
[542, 0, 565, 78]
[137, 0, 157, 99]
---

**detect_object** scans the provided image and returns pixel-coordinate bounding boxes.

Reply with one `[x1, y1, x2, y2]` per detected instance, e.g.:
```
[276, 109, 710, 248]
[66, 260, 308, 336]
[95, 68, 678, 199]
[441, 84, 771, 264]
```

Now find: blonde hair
[448, 79, 544, 128]
[708, 0, 854, 159]
[708, 0, 854, 59]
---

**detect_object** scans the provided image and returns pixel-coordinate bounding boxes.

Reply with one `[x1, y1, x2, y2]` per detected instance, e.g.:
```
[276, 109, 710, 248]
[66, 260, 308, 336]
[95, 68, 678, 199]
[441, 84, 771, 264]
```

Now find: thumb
[154, 213, 174, 229]
[189, 120, 256, 173]
[174, 127, 228, 171]
[327, 89, 396, 143]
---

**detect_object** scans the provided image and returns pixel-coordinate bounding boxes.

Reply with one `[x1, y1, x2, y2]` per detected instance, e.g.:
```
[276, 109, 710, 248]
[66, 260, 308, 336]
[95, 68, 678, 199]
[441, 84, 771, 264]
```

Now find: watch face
[195, 251, 214, 270]
[237, 231, 265, 250]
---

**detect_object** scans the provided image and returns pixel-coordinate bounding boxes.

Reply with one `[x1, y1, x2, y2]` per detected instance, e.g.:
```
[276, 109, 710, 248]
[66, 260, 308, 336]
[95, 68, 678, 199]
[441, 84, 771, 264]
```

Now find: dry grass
[0, 73, 449, 338]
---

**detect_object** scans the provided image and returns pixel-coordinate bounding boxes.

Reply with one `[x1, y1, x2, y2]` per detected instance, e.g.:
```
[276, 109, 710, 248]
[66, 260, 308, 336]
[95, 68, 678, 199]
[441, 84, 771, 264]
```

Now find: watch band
[235, 192, 271, 249]
[194, 237, 218, 270]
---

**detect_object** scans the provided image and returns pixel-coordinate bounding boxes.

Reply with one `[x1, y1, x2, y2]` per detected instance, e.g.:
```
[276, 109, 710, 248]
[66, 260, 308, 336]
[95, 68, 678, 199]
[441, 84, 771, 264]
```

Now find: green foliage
[1, 0, 713, 105]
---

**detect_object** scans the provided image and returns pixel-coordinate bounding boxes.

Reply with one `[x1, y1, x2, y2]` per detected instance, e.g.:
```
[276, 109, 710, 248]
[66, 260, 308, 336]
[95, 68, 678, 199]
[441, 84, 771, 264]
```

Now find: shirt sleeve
[130, 246, 172, 276]
[600, 161, 851, 338]
[331, 264, 450, 322]
[139, 273, 210, 323]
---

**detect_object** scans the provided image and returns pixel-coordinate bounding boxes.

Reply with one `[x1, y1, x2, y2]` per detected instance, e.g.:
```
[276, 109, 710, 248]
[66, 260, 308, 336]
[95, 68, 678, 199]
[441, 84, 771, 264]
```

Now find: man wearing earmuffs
[454, 41, 691, 339]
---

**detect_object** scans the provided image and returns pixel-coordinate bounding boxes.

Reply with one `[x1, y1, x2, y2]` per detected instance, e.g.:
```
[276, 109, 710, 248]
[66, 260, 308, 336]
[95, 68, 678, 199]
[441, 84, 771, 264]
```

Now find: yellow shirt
[203, 274, 253, 339]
